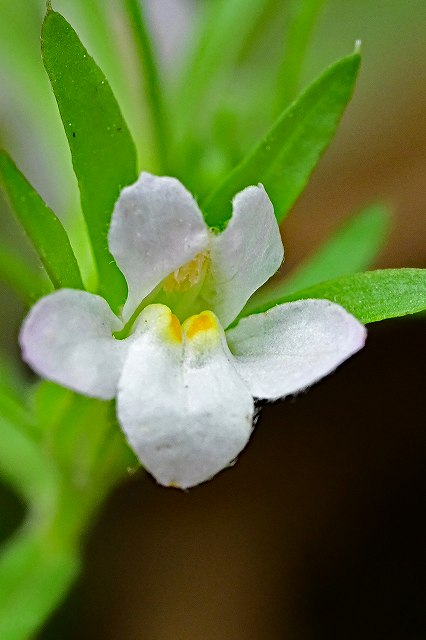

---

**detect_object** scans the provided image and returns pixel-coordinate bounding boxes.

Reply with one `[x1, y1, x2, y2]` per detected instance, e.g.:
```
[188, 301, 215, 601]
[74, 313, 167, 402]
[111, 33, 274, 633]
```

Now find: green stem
[124, 0, 171, 173]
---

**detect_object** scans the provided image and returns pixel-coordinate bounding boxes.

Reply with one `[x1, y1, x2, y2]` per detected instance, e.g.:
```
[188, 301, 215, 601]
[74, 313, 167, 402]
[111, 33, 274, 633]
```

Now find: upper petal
[108, 172, 209, 321]
[20, 289, 129, 400]
[202, 184, 283, 328]
[117, 305, 254, 489]
[226, 299, 366, 400]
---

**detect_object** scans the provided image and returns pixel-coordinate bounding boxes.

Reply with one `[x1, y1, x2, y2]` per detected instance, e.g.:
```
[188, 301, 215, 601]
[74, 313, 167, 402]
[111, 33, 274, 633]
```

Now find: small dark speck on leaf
[72, 132, 76, 138]
[117, 127, 122, 132]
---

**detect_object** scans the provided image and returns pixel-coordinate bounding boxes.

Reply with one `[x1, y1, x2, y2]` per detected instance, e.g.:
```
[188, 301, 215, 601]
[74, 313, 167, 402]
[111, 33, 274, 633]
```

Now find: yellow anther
[183, 311, 218, 340]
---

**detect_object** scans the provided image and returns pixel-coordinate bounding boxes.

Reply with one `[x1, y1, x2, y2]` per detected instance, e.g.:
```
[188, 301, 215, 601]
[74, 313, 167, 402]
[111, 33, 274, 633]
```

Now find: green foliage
[245, 203, 390, 313]
[124, 0, 170, 173]
[202, 53, 360, 227]
[244, 269, 426, 324]
[0, 379, 134, 639]
[41, 9, 138, 311]
[275, 0, 325, 110]
[0, 151, 83, 292]
[0, 242, 52, 304]
[177, 0, 268, 125]
[0, 529, 79, 640]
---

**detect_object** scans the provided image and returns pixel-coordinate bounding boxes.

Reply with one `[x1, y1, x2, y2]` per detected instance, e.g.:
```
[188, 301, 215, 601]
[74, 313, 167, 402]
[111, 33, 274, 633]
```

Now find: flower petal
[203, 184, 283, 327]
[109, 172, 209, 320]
[20, 289, 129, 399]
[117, 305, 254, 488]
[226, 299, 366, 399]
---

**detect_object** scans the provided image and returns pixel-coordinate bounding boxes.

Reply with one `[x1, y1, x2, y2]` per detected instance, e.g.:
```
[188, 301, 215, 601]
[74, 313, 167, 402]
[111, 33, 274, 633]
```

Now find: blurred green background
[0, 0, 425, 638]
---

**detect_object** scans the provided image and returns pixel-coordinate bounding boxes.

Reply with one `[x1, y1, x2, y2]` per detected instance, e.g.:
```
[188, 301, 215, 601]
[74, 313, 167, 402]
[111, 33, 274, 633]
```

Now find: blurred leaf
[202, 53, 361, 227]
[245, 203, 390, 314]
[41, 9, 138, 310]
[0, 409, 76, 640]
[0, 530, 79, 640]
[243, 269, 426, 324]
[0, 379, 133, 639]
[33, 382, 134, 484]
[0, 356, 28, 406]
[0, 412, 58, 515]
[125, 0, 170, 172]
[275, 0, 325, 110]
[0, 241, 52, 304]
[0, 151, 83, 291]
[178, 0, 268, 120]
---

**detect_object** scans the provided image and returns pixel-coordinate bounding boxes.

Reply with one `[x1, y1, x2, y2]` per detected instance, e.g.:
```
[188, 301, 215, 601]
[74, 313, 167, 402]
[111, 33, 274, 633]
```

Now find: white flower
[20, 173, 366, 489]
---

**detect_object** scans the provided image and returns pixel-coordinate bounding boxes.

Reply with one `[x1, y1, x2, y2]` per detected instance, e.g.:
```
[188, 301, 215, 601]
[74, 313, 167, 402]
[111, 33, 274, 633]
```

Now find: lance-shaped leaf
[202, 53, 360, 227]
[41, 9, 138, 310]
[0, 151, 83, 291]
[245, 203, 390, 314]
[244, 269, 426, 324]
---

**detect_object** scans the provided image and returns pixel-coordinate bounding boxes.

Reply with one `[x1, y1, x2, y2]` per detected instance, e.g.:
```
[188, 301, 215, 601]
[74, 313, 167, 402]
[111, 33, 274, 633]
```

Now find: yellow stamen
[184, 311, 217, 340]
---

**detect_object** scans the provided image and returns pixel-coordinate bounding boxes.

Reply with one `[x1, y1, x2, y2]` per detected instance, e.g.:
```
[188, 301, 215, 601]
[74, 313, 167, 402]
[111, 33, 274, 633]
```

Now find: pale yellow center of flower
[139, 305, 219, 349]
[163, 252, 208, 293]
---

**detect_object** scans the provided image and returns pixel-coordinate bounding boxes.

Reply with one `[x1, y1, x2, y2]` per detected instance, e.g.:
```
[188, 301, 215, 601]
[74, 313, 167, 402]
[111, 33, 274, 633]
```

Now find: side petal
[108, 172, 209, 321]
[203, 184, 284, 328]
[20, 289, 128, 400]
[226, 299, 366, 400]
[117, 306, 254, 489]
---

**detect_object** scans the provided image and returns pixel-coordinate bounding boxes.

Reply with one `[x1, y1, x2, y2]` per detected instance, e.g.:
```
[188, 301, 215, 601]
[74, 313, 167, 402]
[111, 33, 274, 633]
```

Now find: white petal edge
[108, 172, 209, 321]
[202, 184, 284, 328]
[226, 299, 366, 400]
[20, 289, 130, 400]
[117, 305, 254, 489]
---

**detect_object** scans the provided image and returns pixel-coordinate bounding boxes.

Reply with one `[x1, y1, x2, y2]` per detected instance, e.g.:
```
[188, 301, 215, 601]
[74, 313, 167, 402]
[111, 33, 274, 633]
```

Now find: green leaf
[124, 0, 171, 173]
[177, 0, 268, 120]
[0, 412, 58, 515]
[41, 9, 138, 310]
[244, 269, 426, 324]
[0, 356, 28, 406]
[0, 409, 76, 640]
[0, 241, 52, 304]
[202, 52, 361, 227]
[0, 530, 79, 640]
[0, 151, 83, 291]
[275, 0, 325, 111]
[245, 204, 390, 314]
[0, 380, 133, 639]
